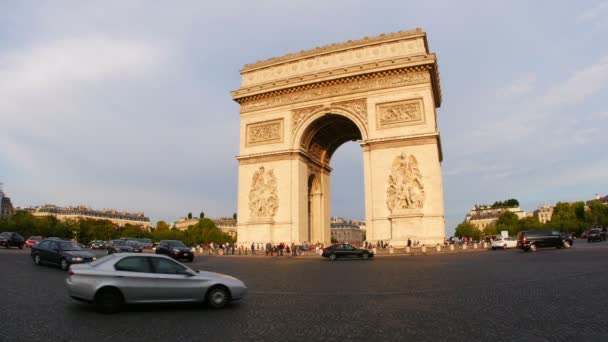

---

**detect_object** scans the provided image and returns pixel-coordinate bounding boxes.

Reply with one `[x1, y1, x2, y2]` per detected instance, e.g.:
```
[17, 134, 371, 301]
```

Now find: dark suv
[155, 240, 193, 261]
[587, 228, 606, 243]
[517, 230, 573, 252]
[0, 232, 25, 249]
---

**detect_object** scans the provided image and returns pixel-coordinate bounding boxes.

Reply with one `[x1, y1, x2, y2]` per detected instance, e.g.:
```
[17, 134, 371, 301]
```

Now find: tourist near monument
[232, 28, 445, 247]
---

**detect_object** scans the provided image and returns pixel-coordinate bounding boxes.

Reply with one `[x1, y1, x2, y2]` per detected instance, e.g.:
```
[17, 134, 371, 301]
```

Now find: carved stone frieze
[331, 98, 367, 125]
[292, 106, 323, 133]
[240, 70, 430, 112]
[386, 153, 425, 211]
[249, 166, 279, 218]
[308, 143, 324, 160]
[246, 119, 283, 146]
[377, 99, 424, 128]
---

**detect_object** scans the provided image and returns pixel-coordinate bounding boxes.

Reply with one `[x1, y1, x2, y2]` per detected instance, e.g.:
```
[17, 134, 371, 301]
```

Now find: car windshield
[0, 232, 10, 238]
[29, 236, 42, 241]
[112, 240, 128, 246]
[167, 241, 186, 248]
[59, 241, 82, 251]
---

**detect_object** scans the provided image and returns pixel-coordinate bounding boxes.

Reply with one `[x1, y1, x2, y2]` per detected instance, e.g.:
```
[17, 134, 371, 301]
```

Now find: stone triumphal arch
[232, 28, 445, 247]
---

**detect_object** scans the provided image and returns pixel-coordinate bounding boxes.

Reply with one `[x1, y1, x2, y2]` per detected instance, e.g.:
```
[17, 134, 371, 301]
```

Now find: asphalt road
[1, 241, 608, 342]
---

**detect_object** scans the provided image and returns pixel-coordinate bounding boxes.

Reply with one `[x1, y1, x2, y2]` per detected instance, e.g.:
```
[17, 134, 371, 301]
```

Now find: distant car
[491, 237, 518, 250]
[31, 239, 96, 270]
[0, 232, 25, 249]
[516, 230, 573, 252]
[25, 236, 43, 248]
[155, 240, 194, 262]
[321, 243, 374, 261]
[89, 240, 106, 249]
[66, 253, 247, 313]
[134, 238, 153, 249]
[581, 230, 590, 239]
[105, 240, 134, 254]
[124, 240, 143, 253]
[587, 229, 606, 243]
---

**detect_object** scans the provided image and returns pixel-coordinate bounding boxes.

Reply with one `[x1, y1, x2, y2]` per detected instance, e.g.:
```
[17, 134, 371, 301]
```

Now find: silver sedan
[66, 253, 246, 313]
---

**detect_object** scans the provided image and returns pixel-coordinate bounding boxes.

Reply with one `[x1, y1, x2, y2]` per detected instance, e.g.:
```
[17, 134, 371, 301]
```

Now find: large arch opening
[300, 113, 364, 245]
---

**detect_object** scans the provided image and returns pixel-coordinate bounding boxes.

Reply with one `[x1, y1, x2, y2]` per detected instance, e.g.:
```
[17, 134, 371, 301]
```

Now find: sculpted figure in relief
[249, 167, 279, 217]
[386, 153, 425, 211]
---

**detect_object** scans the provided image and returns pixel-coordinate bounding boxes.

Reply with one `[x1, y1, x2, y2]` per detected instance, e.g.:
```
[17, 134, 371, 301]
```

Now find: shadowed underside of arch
[300, 114, 362, 166]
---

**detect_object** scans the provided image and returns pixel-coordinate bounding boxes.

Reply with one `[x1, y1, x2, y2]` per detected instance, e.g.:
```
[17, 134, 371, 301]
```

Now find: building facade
[465, 206, 527, 230]
[27, 205, 151, 228]
[0, 190, 14, 218]
[533, 205, 554, 224]
[330, 218, 364, 245]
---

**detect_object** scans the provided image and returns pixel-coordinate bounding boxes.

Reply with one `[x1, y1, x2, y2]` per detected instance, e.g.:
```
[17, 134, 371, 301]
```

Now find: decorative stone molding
[331, 98, 367, 125]
[308, 143, 324, 160]
[377, 99, 424, 128]
[240, 30, 426, 87]
[239, 69, 430, 112]
[246, 119, 283, 146]
[292, 106, 323, 133]
[242, 28, 424, 71]
[386, 153, 425, 211]
[249, 166, 279, 218]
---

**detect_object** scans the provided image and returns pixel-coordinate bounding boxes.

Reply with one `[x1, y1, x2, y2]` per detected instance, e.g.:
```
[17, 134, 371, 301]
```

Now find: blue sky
[1, 1, 607, 234]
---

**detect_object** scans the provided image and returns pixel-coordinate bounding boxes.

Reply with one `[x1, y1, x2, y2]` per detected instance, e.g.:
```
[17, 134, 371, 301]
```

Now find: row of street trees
[0, 210, 235, 246]
[455, 200, 608, 240]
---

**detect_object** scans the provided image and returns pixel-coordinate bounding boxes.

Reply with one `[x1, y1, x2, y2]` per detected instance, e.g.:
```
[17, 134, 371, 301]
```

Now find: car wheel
[329, 253, 337, 261]
[95, 288, 123, 314]
[33, 254, 41, 265]
[491, 247, 496, 250]
[18, 244, 23, 250]
[362, 253, 369, 260]
[206, 286, 230, 309]
[563, 241, 571, 248]
[188, 257, 194, 262]
[503, 244, 508, 250]
[60, 258, 69, 271]
[529, 244, 537, 252]
[588, 239, 591, 243]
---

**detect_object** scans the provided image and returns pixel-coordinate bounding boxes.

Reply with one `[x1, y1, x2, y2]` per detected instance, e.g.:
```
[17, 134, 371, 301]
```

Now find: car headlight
[71, 257, 83, 262]
[92, 257, 96, 260]
[173, 248, 180, 253]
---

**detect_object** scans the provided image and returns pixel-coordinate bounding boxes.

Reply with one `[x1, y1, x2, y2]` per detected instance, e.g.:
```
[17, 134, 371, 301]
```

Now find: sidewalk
[192, 244, 491, 259]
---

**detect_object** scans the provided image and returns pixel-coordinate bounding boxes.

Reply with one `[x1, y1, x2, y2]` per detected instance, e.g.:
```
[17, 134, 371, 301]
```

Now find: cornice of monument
[232, 60, 442, 112]
[240, 28, 427, 72]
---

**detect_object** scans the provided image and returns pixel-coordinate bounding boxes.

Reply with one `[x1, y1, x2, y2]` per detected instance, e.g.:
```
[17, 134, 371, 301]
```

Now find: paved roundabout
[1, 242, 607, 342]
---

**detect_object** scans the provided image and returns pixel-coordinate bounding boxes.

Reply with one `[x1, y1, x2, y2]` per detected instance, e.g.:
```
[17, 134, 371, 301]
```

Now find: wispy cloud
[497, 73, 536, 99]
[577, 1, 608, 30]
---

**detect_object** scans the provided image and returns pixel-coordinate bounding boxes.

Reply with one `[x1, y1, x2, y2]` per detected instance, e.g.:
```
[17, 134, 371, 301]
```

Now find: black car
[105, 239, 134, 254]
[322, 243, 374, 261]
[516, 230, 573, 252]
[0, 232, 25, 249]
[124, 240, 144, 253]
[155, 240, 194, 262]
[588, 228, 606, 243]
[31, 239, 96, 270]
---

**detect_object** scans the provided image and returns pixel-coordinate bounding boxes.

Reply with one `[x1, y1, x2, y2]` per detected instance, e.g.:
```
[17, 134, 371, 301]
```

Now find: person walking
[291, 242, 296, 256]
[251, 242, 256, 255]
[407, 238, 412, 247]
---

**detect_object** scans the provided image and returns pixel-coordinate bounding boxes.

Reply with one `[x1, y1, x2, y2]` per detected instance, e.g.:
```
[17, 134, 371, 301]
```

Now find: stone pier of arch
[231, 28, 446, 247]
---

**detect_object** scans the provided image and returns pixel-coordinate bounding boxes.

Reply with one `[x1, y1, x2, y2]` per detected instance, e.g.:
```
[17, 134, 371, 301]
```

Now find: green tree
[155, 220, 170, 231]
[187, 212, 193, 219]
[232, 212, 237, 220]
[199, 212, 205, 219]
[518, 216, 542, 232]
[454, 222, 476, 238]
[482, 225, 497, 236]
[586, 200, 608, 227]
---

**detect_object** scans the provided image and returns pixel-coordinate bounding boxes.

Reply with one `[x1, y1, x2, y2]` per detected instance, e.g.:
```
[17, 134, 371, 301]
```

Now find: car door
[35, 241, 52, 263]
[343, 244, 358, 258]
[46, 241, 62, 265]
[150, 257, 201, 302]
[112, 256, 159, 303]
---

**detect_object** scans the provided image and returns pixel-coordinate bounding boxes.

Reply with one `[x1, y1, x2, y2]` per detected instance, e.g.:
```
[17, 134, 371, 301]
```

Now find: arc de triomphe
[232, 28, 445, 247]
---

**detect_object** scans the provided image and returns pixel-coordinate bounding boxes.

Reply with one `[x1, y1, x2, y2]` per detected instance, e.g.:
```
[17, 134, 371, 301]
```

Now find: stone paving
[1, 241, 607, 342]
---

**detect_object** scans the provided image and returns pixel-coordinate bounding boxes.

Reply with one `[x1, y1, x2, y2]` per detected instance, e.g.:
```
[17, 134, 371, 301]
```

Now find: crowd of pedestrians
[195, 241, 328, 257]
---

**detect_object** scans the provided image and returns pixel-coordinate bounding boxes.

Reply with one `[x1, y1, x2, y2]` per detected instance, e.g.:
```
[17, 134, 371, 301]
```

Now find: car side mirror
[181, 270, 196, 277]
